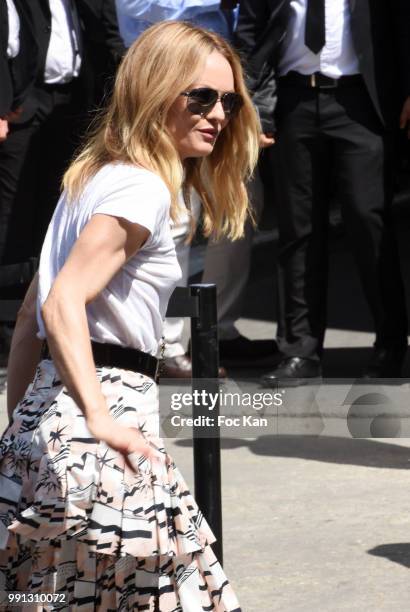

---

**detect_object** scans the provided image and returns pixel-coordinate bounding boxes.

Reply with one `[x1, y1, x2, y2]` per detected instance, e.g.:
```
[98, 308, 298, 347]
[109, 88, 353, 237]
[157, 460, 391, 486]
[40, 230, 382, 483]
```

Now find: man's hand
[260, 132, 275, 148]
[0, 119, 9, 142]
[5, 107, 22, 123]
[400, 96, 410, 139]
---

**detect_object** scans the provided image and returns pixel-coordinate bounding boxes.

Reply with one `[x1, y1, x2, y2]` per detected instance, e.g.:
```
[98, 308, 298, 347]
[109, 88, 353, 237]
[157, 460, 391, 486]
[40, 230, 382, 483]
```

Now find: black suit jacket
[18, 0, 125, 121]
[0, 0, 37, 117]
[236, 0, 410, 132]
[75, 0, 126, 107]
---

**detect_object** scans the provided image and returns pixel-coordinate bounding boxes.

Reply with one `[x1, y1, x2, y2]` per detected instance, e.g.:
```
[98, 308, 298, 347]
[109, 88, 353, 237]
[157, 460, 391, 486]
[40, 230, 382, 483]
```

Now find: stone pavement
[1, 347, 410, 612]
[164, 321, 410, 611]
[2, 209, 410, 611]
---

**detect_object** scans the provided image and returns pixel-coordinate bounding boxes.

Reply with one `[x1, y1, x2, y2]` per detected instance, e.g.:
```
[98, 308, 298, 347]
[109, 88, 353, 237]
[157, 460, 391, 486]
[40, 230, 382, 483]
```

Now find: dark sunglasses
[180, 87, 243, 117]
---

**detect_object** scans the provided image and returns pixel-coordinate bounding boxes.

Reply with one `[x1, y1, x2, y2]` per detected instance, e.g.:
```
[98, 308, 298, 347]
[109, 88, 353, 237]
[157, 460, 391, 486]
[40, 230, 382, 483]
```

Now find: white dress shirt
[279, 0, 360, 78]
[44, 0, 82, 84]
[6, 0, 20, 59]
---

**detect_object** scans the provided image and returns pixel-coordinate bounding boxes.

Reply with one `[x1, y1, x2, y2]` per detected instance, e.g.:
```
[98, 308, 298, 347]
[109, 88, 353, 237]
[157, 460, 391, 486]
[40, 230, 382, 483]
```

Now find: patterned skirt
[0, 360, 241, 611]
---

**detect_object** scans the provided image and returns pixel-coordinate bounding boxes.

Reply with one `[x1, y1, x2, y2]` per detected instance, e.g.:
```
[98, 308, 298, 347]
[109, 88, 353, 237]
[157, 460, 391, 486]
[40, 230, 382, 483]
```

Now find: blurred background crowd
[0, 0, 409, 384]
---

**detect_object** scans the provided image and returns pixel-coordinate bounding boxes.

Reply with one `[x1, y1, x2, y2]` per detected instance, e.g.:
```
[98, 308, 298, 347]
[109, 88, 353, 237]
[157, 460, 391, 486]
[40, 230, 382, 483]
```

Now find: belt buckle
[310, 74, 337, 89]
[154, 358, 162, 383]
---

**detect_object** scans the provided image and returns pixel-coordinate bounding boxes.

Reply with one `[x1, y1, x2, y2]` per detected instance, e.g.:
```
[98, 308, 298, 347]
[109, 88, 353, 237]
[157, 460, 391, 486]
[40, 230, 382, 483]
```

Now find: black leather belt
[279, 71, 363, 89]
[42, 81, 75, 93]
[41, 340, 159, 381]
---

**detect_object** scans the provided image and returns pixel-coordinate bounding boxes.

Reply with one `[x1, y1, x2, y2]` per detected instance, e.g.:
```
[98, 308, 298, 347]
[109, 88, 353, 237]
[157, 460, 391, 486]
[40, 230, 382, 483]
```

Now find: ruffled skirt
[0, 360, 240, 611]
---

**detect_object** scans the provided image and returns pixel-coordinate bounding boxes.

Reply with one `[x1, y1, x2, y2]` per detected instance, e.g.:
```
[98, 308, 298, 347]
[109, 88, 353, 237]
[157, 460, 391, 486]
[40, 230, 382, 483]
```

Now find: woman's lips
[199, 129, 218, 141]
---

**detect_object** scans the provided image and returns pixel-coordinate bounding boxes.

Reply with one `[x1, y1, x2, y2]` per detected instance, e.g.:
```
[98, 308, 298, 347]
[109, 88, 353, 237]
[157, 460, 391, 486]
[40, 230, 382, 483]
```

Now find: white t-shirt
[36, 163, 182, 355]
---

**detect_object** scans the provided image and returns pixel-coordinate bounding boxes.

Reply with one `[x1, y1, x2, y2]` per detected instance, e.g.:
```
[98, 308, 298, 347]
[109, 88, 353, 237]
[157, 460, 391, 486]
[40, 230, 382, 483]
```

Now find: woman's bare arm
[7, 272, 43, 420]
[41, 213, 160, 466]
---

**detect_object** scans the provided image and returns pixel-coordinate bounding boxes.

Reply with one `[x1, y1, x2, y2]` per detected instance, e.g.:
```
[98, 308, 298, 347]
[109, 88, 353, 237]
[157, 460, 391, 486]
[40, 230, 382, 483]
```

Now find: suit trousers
[201, 169, 264, 340]
[274, 80, 408, 361]
[0, 83, 80, 294]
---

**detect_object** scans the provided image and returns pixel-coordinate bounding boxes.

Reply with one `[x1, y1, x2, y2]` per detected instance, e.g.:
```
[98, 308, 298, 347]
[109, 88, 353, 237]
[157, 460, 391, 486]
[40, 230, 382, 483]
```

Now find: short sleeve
[92, 166, 170, 236]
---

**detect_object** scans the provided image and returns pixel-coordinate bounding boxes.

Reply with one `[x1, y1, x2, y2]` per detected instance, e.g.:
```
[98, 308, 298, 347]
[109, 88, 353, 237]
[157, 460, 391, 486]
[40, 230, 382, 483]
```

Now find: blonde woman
[0, 21, 259, 611]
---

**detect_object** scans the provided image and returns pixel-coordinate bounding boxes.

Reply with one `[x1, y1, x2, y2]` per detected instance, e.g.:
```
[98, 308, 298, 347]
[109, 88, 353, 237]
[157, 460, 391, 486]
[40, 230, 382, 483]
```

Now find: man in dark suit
[236, 0, 410, 383]
[0, 0, 125, 270]
[77, 0, 126, 108]
[0, 0, 37, 139]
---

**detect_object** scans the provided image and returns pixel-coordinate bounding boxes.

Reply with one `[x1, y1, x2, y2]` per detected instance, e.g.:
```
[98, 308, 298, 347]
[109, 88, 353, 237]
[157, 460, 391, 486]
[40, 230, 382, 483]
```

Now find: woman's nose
[206, 100, 227, 122]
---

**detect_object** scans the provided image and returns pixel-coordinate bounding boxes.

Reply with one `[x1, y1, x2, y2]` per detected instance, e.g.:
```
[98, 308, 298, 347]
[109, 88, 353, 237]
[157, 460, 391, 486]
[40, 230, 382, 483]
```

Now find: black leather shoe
[261, 357, 322, 387]
[362, 347, 407, 379]
[219, 335, 279, 367]
[160, 354, 227, 379]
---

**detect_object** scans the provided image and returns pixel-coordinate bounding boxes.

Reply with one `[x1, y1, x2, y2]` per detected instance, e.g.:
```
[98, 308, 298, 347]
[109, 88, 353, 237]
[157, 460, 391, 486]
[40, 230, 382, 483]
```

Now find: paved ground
[2, 370, 410, 611]
[1, 203, 410, 611]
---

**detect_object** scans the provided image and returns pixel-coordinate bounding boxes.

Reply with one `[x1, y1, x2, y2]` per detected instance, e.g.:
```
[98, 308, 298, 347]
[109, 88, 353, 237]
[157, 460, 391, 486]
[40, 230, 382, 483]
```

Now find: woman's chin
[185, 143, 215, 159]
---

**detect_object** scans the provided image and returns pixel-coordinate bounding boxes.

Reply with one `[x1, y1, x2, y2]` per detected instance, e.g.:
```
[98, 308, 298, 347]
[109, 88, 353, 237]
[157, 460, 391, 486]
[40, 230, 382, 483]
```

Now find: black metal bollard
[190, 284, 223, 564]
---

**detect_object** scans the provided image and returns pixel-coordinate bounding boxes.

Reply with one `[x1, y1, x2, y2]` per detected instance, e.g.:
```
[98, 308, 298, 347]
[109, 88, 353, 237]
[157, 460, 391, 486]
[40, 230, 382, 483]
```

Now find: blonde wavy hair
[63, 21, 260, 239]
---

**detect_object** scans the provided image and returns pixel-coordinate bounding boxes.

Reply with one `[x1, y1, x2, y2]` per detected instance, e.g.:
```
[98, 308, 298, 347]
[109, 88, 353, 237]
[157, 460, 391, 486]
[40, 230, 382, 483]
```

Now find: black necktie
[305, 0, 326, 54]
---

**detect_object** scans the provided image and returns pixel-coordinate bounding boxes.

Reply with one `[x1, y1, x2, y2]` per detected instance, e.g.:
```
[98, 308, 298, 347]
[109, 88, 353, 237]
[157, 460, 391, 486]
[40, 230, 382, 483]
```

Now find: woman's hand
[86, 412, 162, 472]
